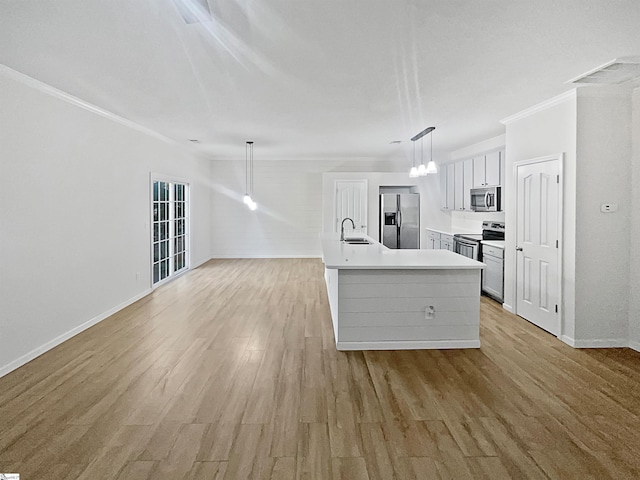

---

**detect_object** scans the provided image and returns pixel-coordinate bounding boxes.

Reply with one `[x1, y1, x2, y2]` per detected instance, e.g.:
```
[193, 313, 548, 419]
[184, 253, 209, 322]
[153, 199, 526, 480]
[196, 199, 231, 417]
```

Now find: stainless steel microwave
[470, 186, 501, 212]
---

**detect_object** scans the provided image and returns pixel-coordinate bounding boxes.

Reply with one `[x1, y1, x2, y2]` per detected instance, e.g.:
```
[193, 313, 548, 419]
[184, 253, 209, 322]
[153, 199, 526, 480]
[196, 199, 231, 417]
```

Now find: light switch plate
[601, 203, 618, 213]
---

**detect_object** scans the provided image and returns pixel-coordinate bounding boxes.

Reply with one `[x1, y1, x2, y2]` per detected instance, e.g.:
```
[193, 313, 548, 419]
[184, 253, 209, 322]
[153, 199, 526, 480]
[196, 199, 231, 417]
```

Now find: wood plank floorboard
[1, 258, 640, 479]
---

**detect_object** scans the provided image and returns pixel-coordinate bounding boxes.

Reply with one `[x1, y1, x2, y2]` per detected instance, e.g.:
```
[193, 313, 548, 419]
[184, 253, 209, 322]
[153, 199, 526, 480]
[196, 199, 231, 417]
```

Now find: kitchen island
[321, 233, 485, 350]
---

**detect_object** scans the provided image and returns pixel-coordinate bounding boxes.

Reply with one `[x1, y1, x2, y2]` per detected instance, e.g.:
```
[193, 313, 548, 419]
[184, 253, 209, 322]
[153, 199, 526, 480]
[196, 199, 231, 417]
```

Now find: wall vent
[568, 57, 640, 85]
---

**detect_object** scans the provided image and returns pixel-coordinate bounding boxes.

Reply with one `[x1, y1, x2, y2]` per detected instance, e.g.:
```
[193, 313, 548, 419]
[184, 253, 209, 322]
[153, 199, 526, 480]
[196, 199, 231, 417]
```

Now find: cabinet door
[463, 159, 474, 210]
[482, 255, 504, 299]
[441, 234, 454, 251]
[473, 156, 486, 187]
[439, 169, 449, 210]
[446, 164, 455, 211]
[485, 151, 501, 186]
[454, 162, 464, 210]
[426, 231, 440, 249]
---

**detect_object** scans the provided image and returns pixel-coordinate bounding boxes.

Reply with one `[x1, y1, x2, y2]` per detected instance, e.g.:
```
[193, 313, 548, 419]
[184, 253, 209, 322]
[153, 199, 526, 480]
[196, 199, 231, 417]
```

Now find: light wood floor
[1, 259, 640, 479]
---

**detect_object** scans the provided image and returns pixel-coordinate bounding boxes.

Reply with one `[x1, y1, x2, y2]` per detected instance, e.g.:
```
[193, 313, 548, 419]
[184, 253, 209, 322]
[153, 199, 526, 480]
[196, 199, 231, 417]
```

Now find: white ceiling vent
[568, 57, 640, 85]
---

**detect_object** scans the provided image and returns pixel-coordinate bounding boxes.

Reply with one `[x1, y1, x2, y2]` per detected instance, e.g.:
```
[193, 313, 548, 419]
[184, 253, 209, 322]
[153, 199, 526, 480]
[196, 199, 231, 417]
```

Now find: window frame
[150, 173, 190, 288]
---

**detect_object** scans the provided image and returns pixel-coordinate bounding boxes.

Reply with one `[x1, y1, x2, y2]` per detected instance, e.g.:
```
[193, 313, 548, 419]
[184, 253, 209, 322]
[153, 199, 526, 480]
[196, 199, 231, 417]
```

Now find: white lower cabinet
[440, 234, 455, 252]
[426, 230, 441, 249]
[426, 230, 455, 252]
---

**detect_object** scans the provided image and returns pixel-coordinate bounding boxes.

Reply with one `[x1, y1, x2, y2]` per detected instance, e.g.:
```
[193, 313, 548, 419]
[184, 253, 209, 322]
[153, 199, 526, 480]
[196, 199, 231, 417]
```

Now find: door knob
[516, 247, 523, 251]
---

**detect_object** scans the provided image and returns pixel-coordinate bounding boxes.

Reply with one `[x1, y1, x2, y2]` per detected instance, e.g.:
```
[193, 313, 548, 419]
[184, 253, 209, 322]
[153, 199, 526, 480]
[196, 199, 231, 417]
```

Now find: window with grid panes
[152, 180, 189, 285]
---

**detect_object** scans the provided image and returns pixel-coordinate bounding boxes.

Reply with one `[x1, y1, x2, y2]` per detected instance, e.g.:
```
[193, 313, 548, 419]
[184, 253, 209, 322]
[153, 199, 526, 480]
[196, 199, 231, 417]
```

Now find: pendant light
[244, 141, 257, 210]
[409, 140, 419, 178]
[425, 128, 438, 174]
[409, 126, 437, 176]
[417, 136, 427, 176]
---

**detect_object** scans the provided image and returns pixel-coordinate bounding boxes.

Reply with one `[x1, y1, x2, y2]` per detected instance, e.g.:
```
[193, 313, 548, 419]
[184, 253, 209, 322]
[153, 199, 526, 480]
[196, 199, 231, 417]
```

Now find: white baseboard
[191, 257, 211, 269]
[0, 288, 152, 378]
[336, 339, 481, 351]
[502, 303, 514, 313]
[210, 254, 322, 259]
[628, 340, 640, 352]
[560, 336, 628, 348]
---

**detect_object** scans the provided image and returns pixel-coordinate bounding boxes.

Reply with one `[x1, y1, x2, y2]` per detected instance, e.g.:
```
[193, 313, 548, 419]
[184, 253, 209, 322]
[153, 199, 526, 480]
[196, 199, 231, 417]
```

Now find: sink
[345, 238, 371, 245]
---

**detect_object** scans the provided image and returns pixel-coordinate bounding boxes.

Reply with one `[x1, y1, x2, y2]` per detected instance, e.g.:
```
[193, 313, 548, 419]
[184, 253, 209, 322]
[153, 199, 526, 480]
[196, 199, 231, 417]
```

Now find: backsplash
[450, 210, 506, 233]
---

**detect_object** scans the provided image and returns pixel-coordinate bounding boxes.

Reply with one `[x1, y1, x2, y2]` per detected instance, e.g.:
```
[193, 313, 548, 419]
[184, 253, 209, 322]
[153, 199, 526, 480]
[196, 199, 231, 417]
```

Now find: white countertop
[321, 233, 485, 270]
[425, 227, 481, 236]
[481, 240, 505, 248]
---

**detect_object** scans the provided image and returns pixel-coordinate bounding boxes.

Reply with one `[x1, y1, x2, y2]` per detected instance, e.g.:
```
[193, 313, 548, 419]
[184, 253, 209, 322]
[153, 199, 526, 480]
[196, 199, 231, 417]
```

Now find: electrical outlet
[425, 305, 435, 319]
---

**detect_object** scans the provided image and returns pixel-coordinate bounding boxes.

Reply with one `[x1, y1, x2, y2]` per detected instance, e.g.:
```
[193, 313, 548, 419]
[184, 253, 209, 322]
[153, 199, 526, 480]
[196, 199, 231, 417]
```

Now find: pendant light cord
[245, 141, 255, 197]
[245, 141, 249, 196]
[413, 140, 416, 168]
[250, 141, 254, 197]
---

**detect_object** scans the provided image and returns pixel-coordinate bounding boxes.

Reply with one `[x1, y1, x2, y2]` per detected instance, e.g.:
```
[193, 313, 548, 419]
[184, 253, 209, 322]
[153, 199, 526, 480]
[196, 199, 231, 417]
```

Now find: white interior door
[334, 180, 367, 235]
[515, 158, 561, 335]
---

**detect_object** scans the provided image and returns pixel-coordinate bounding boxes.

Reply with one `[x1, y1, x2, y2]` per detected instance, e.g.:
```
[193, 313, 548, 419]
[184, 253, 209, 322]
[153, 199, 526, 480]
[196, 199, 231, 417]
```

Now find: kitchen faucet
[340, 217, 355, 241]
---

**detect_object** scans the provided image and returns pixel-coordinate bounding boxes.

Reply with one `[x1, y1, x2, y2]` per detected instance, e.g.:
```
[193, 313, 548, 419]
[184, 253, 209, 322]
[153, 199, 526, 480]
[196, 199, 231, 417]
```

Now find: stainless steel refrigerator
[379, 193, 420, 249]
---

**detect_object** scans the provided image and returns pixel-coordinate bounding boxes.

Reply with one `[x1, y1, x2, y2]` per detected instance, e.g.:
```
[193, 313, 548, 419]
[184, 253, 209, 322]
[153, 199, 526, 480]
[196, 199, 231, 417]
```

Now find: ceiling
[2, 0, 640, 164]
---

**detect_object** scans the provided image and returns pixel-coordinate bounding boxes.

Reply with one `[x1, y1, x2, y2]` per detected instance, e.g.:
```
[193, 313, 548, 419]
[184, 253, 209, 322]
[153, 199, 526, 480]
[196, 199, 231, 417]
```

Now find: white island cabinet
[321, 233, 484, 351]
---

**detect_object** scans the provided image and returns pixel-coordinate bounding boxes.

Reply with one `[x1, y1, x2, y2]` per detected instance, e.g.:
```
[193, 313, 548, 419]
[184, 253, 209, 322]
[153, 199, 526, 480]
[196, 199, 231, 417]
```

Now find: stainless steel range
[453, 221, 505, 261]
[453, 233, 483, 261]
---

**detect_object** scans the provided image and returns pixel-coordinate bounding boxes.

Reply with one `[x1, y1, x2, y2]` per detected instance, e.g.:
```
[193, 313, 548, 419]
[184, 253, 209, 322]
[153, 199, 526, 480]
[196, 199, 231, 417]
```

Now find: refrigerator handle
[397, 209, 402, 228]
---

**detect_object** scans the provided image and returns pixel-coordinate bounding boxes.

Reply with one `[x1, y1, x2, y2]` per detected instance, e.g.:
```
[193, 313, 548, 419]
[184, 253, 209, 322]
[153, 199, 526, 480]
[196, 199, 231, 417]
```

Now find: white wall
[503, 92, 578, 339]
[322, 171, 452, 248]
[449, 210, 506, 233]
[0, 68, 212, 376]
[629, 87, 640, 352]
[419, 171, 452, 233]
[210, 159, 402, 257]
[503, 87, 634, 347]
[574, 88, 632, 345]
[450, 135, 506, 162]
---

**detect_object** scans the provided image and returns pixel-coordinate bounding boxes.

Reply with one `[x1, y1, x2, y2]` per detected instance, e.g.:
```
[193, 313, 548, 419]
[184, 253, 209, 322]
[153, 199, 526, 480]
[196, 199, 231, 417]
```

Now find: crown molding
[500, 89, 577, 125]
[0, 63, 181, 148]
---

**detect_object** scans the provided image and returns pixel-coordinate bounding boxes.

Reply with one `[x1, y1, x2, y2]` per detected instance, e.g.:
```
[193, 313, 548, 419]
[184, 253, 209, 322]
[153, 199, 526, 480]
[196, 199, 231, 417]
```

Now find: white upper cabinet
[446, 163, 455, 211]
[453, 159, 474, 211]
[454, 162, 464, 210]
[440, 149, 504, 211]
[473, 156, 486, 187]
[439, 168, 449, 210]
[473, 150, 502, 187]
[485, 151, 501, 186]
[463, 158, 474, 210]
